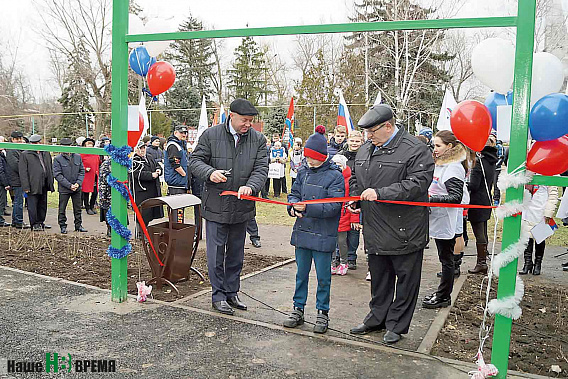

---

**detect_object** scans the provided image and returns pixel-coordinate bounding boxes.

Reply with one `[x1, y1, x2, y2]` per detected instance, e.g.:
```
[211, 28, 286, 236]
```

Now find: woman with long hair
[423, 131, 473, 309]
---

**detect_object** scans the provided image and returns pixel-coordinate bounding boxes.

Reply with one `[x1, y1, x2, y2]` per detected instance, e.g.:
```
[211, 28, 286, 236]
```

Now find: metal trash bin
[139, 194, 205, 294]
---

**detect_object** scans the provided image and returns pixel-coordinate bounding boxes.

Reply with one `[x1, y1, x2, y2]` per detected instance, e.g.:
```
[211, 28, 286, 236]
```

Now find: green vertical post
[110, 0, 129, 302]
[491, 0, 536, 377]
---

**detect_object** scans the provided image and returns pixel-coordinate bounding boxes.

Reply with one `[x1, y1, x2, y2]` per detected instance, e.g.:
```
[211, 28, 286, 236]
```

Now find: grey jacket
[189, 119, 268, 224]
[53, 153, 85, 194]
[5, 149, 22, 187]
[350, 127, 435, 255]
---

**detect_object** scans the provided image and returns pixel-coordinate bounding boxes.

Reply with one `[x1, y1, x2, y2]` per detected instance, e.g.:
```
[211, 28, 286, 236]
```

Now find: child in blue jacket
[283, 125, 345, 334]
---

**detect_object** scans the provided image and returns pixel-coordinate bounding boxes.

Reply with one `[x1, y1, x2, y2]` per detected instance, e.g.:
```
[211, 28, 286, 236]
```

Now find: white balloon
[128, 15, 145, 48]
[471, 38, 515, 94]
[531, 52, 565, 106]
[144, 18, 173, 57]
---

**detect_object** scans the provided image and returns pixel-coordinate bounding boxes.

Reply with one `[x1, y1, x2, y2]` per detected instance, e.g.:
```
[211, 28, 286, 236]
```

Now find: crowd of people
[0, 97, 566, 344]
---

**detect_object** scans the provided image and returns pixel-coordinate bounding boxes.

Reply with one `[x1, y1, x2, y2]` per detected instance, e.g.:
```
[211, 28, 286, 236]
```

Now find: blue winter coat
[287, 159, 345, 253]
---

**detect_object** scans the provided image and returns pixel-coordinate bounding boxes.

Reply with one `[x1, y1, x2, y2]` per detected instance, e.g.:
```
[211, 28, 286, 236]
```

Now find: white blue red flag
[337, 89, 355, 134]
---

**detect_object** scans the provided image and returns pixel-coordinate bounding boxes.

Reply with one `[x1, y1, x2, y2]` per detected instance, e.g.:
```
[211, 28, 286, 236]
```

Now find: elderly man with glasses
[348, 104, 435, 344]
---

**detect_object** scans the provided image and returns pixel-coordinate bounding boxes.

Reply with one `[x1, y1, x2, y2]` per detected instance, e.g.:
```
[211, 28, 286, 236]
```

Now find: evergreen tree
[164, 78, 201, 126]
[263, 105, 287, 138]
[166, 15, 216, 100]
[56, 43, 93, 139]
[227, 37, 269, 105]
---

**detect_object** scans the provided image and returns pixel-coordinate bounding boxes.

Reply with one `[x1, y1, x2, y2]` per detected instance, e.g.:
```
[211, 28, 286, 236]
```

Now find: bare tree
[261, 43, 291, 104]
[34, 0, 112, 137]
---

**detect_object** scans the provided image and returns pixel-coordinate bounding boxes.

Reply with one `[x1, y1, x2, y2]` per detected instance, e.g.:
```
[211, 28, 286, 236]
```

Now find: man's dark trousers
[27, 192, 48, 227]
[363, 249, 423, 335]
[206, 220, 247, 302]
[58, 191, 83, 229]
[168, 187, 186, 222]
[247, 218, 260, 242]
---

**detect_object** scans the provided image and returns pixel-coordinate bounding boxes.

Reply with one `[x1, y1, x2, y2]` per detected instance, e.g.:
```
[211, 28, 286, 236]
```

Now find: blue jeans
[11, 186, 24, 225]
[334, 229, 360, 262]
[293, 247, 332, 312]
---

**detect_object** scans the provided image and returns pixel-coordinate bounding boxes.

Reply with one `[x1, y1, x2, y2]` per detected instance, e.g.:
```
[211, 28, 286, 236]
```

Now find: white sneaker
[337, 263, 348, 276]
[331, 264, 338, 275]
[365, 271, 371, 281]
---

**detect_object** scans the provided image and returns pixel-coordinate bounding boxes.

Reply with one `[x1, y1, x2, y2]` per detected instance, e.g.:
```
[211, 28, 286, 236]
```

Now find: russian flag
[547, 218, 559, 231]
[337, 89, 355, 134]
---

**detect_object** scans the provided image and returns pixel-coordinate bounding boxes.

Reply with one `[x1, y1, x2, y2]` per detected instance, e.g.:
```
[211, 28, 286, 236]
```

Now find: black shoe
[251, 239, 261, 248]
[283, 307, 304, 328]
[564, 265, 568, 272]
[350, 323, 383, 335]
[423, 292, 437, 302]
[12, 223, 29, 229]
[86, 209, 95, 215]
[60, 226, 67, 234]
[32, 224, 44, 231]
[348, 261, 357, 270]
[212, 301, 234, 315]
[75, 226, 88, 232]
[0, 222, 11, 227]
[42, 223, 52, 229]
[90, 208, 97, 214]
[383, 330, 401, 344]
[313, 310, 329, 334]
[226, 296, 247, 310]
[562, 262, 568, 268]
[422, 293, 451, 309]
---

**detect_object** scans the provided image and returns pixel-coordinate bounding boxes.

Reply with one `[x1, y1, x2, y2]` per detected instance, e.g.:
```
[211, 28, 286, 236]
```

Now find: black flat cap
[60, 138, 73, 146]
[175, 125, 188, 132]
[81, 137, 96, 146]
[29, 134, 42, 143]
[358, 104, 394, 129]
[11, 131, 23, 138]
[230, 98, 258, 116]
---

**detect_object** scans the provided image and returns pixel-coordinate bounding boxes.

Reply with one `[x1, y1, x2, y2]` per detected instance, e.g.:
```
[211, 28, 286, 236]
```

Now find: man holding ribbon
[189, 98, 268, 315]
[348, 104, 434, 344]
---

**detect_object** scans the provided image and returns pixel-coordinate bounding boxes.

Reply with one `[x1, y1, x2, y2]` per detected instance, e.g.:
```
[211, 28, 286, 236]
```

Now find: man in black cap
[53, 138, 87, 234]
[5, 131, 28, 229]
[164, 125, 189, 222]
[348, 104, 434, 344]
[19, 134, 55, 231]
[189, 98, 268, 315]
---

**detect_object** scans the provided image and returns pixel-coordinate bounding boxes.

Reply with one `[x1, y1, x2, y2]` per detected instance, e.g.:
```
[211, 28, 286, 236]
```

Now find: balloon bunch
[128, 16, 176, 99]
[452, 37, 568, 176]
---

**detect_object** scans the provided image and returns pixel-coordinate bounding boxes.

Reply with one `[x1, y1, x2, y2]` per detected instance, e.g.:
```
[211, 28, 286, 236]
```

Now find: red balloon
[526, 135, 568, 176]
[127, 113, 145, 148]
[450, 100, 493, 152]
[147, 61, 176, 96]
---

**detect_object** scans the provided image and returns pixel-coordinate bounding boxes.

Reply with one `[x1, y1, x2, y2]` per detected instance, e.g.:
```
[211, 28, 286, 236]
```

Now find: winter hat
[304, 125, 328, 162]
[150, 135, 160, 143]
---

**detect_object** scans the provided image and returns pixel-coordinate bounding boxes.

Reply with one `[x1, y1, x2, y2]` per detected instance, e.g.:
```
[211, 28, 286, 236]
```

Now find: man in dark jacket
[5, 131, 28, 229]
[53, 138, 87, 234]
[0, 136, 10, 227]
[348, 104, 434, 344]
[189, 98, 268, 315]
[164, 125, 188, 222]
[19, 134, 55, 231]
[146, 136, 163, 163]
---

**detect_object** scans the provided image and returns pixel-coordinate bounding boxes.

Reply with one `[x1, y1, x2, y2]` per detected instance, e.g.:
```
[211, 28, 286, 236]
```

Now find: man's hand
[238, 186, 252, 197]
[351, 223, 362, 231]
[152, 172, 159, 179]
[360, 188, 378, 201]
[70, 183, 79, 191]
[85, 167, 91, 172]
[209, 170, 227, 183]
[347, 201, 361, 214]
[293, 203, 306, 212]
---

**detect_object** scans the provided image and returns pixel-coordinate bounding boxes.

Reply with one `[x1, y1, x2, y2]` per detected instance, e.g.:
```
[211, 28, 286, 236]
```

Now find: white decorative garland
[487, 276, 525, 320]
[497, 169, 534, 192]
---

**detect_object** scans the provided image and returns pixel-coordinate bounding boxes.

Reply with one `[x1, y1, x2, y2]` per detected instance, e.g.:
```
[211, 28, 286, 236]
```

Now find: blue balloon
[484, 92, 508, 130]
[529, 93, 568, 141]
[129, 46, 152, 76]
[506, 90, 513, 105]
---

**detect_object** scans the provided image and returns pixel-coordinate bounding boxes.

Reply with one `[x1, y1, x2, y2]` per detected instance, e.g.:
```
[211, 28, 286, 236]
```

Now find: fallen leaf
[252, 358, 265, 364]
[551, 365, 561, 373]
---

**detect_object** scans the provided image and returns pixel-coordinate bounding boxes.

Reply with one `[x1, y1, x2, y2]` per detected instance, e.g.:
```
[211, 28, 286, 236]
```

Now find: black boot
[532, 240, 545, 275]
[519, 239, 534, 275]
[454, 252, 464, 277]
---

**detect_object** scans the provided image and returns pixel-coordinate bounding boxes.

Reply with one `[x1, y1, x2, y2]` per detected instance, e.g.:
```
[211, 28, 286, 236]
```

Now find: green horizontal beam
[0, 142, 108, 156]
[530, 175, 568, 187]
[126, 17, 517, 43]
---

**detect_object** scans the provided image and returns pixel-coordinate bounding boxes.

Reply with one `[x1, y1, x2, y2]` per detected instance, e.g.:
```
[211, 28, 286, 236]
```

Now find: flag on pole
[192, 96, 208, 149]
[284, 97, 295, 148]
[337, 89, 355, 134]
[436, 89, 457, 131]
[373, 91, 382, 105]
[219, 104, 226, 124]
[127, 94, 149, 148]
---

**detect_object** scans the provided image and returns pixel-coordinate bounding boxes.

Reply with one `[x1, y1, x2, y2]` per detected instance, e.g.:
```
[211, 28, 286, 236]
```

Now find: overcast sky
[1, 0, 548, 102]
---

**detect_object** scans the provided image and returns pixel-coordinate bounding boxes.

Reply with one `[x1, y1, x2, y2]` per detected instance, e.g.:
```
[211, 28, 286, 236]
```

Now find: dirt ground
[0, 228, 286, 302]
[432, 274, 568, 377]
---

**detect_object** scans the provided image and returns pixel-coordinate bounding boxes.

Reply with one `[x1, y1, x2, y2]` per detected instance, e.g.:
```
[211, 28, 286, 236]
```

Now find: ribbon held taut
[220, 191, 497, 209]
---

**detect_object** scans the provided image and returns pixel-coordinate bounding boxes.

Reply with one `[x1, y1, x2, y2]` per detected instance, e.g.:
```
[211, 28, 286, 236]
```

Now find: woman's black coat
[467, 145, 498, 223]
[130, 153, 164, 226]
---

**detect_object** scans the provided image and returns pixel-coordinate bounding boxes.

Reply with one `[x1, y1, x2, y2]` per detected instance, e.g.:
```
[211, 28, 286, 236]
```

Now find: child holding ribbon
[283, 125, 344, 334]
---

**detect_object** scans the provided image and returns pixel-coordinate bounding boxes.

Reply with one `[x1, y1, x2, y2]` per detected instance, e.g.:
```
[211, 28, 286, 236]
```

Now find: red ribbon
[220, 191, 497, 209]
[119, 181, 164, 266]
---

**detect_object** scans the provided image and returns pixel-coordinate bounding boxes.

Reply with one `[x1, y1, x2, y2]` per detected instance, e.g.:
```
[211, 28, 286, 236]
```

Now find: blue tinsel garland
[104, 144, 133, 260]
